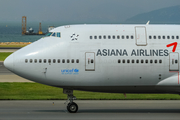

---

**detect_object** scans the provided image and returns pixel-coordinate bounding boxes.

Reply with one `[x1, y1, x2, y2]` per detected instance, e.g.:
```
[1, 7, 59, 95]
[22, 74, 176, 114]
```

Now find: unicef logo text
[61, 68, 79, 75]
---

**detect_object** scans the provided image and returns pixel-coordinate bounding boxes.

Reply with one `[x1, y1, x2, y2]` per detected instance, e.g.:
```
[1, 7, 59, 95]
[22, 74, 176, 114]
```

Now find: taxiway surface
[0, 62, 32, 82]
[0, 100, 180, 120]
[0, 47, 19, 52]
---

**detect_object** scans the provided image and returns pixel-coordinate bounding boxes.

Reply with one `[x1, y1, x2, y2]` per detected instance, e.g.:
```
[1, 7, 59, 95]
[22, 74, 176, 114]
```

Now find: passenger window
[149, 36, 152, 39]
[34, 59, 37, 63]
[122, 36, 124, 39]
[44, 59, 46, 63]
[150, 60, 153, 64]
[175, 60, 178, 64]
[155, 60, 157, 63]
[123, 59, 125, 63]
[58, 59, 60, 63]
[94, 36, 97, 39]
[163, 36, 165, 39]
[91, 59, 94, 63]
[108, 36, 111, 39]
[127, 59, 130, 63]
[172, 36, 174, 39]
[154, 36, 156, 39]
[141, 60, 144, 63]
[117, 36, 120, 39]
[99, 36, 102, 39]
[62, 59, 65, 63]
[176, 36, 179, 39]
[90, 36, 92, 39]
[57, 33, 61, 37]
[159, 60, 162, 64]
[113, 36, 115, 39]
[158, 36, 161, 39]
[136, 60, 139, 63]
[53, 59, 56, 63]
[131, 35, 134, 39]
[67, 59, 70, 63]
[39, 59, 42, 63]
[146, 60, 148, 63]
[30, 59, 33, 63]
[71, 59, 74, 63]
[103, 35, 106, 39]
[25, 59, 28, 63]
[118, 59, 121, 63]
[126, 36, 129, 39]
[76, 59, 79, 63]
[132, 60, 134, 63]
[48, 59, 51, 63]
[167, 36, 170, 39]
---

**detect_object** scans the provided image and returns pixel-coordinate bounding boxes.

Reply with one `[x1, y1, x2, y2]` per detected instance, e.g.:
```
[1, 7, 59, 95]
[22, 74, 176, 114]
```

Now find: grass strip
[0, 45, 27, 48]
[0, 83, 180, 100]
[0, 52, 12, 61]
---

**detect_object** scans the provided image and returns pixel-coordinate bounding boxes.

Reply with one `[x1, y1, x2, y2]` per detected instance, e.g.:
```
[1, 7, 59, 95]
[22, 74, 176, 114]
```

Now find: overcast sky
[0, 0, 180, 23]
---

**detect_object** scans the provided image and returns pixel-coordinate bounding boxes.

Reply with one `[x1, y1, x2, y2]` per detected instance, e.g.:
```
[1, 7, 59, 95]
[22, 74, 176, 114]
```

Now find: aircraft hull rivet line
[63, 89, 78, 113]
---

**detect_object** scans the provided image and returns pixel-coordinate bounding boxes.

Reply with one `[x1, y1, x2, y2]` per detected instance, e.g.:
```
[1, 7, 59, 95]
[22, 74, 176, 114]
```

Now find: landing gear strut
[63, 89, 78, 113]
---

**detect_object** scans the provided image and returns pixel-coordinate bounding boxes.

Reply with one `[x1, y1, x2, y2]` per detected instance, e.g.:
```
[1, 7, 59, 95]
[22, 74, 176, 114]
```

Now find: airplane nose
[4, 53, 14, 72]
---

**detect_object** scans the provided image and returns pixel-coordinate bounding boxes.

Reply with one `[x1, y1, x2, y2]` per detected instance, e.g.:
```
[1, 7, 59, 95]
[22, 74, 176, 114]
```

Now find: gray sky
[0, 0, 180, 23]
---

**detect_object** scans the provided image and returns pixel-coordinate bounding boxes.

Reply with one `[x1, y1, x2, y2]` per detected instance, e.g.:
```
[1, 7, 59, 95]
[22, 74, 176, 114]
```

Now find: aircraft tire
[67, 102, 78, 113]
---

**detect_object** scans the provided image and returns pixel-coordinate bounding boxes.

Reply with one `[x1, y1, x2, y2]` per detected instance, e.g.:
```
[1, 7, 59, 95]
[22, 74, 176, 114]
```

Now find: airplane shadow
[78, 109, 180, 113]
[33, 109, 180, 113]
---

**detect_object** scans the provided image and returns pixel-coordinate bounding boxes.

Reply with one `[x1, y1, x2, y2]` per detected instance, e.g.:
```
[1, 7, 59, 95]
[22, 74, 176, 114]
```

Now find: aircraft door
[85, 52, 95, 71]
[135, 27, 147, 46]
[169, 52, 179, 71]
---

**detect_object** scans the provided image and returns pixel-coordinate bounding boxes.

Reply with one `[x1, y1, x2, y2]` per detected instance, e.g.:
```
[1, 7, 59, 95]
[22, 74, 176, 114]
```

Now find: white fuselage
[4, 24, 180, 94]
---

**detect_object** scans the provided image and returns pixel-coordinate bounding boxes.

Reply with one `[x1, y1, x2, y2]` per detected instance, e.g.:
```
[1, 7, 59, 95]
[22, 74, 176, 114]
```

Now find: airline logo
[61, 68, 79, 75]
[96, 49, 169, 56]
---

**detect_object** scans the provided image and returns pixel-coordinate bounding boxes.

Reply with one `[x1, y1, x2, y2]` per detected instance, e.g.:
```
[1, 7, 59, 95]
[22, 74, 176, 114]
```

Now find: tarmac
[0, 47, 20, 52]
[0, 100, 180, 120]
[0, 62, 32, 82]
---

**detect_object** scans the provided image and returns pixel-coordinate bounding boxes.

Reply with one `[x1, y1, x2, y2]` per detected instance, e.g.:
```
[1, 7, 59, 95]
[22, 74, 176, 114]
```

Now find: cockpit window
[49, 32, 61, 38]
[52, 32, 56, 37]
[46, 32, 52, 36]
[57, 33, 61, 37]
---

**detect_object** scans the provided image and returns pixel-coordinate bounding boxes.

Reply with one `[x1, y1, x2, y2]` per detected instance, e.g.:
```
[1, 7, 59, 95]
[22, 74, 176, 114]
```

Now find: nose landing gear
[67, 102, 78, 113]
[63, 89, 78, 113]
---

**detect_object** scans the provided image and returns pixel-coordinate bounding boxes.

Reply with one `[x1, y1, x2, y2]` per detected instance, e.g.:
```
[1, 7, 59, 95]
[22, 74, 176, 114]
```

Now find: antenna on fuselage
[146, 21, 150, 25]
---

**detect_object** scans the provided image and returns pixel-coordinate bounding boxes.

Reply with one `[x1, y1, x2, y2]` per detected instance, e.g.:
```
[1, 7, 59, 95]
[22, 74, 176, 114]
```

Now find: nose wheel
[67, 102, 78, 113]
[63, 89, 78, 113]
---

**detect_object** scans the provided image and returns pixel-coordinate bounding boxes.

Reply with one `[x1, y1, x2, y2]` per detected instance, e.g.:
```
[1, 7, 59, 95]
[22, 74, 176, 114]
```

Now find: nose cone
[4, 53, 14, 72]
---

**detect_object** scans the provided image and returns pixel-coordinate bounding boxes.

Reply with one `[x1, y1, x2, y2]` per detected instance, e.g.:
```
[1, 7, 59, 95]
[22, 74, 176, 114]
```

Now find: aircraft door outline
[135, 26, 147, 46]
[85, 52, 95, 71]
[169, 52, 179, 71]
